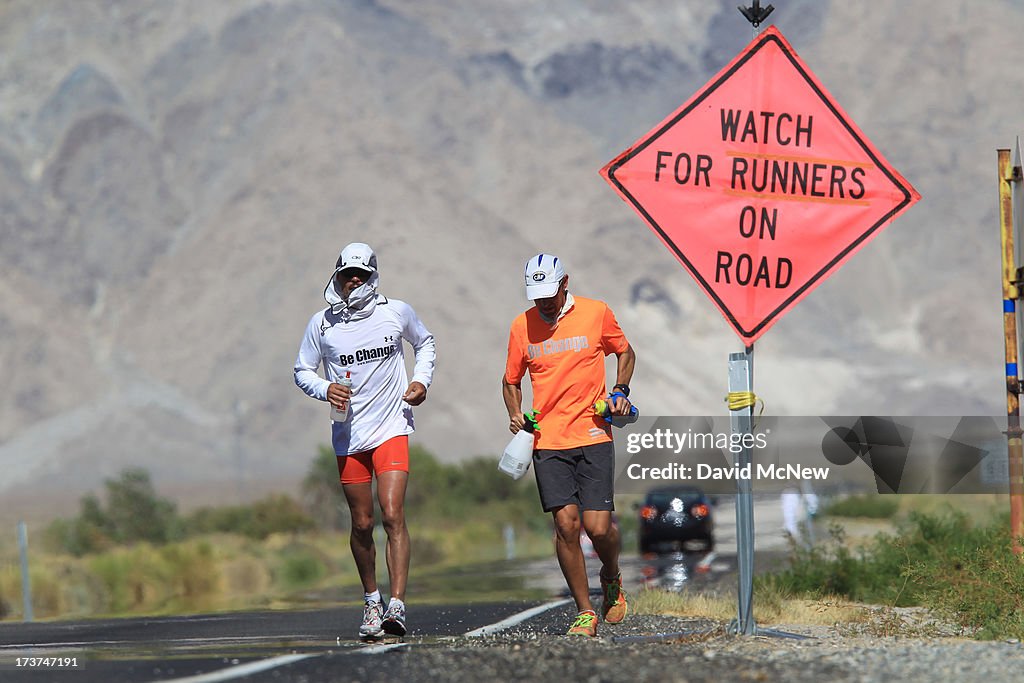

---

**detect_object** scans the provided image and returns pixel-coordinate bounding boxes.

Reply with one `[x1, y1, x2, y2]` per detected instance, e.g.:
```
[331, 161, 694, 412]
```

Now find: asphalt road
[0, 601, 547, 682]
[0, 496, 795, 682]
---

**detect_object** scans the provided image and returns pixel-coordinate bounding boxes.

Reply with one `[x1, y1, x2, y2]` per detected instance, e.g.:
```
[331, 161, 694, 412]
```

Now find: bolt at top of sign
[738, 1, 774, 28]
[600, 26, 920, 344]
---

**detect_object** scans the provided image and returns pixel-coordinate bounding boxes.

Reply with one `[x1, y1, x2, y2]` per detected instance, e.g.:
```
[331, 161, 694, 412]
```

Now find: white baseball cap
[335, 242, 377, 273]
[524, 253, 566, 300]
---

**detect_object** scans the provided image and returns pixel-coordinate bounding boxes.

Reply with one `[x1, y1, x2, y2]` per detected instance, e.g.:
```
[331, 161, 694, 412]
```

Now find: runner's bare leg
[343, 482, 378, 593]
[552, 504, 594, 612]
[583, 509, 620, 580]
[377, 470, 410, 601]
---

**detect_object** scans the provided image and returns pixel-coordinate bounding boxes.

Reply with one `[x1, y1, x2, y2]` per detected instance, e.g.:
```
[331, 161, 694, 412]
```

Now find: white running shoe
[359, 600, 385, 639]
[382, 601, 407, 636]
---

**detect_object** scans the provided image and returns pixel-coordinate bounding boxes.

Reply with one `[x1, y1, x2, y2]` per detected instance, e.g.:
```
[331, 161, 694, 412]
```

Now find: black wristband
[613, 384, 630, 397]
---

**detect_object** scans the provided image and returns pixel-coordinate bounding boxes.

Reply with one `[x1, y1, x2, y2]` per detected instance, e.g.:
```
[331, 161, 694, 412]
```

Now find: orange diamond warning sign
[600, 26, 920, 344]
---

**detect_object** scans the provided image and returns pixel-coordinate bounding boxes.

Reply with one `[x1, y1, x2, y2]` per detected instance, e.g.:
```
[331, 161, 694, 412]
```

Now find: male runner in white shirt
[294, 242, 435, 640]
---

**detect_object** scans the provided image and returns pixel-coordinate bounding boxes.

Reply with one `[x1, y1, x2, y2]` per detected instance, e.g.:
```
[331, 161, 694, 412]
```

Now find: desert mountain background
[0, 0, 1020, 520]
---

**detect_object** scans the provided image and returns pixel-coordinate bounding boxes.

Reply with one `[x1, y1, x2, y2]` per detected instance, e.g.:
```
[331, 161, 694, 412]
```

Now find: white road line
[153, 653, 315, 683]
[463, 598, 572, 637]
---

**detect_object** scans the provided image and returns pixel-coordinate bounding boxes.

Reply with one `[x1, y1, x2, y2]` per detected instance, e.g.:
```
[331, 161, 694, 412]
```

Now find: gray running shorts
[533, 441, 616, 513]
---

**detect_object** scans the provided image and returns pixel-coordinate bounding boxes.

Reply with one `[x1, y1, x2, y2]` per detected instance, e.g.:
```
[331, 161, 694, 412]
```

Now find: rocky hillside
[0, 0, 1019, 515]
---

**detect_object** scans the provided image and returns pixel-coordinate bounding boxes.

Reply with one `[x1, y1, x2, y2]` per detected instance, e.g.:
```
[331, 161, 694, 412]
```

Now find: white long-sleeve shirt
[294, 296, 435, 455]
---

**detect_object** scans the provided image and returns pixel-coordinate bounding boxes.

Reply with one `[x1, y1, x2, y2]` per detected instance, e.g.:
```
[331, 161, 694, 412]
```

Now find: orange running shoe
[567, 610, 598, 637]
[600, 573, 628, 624]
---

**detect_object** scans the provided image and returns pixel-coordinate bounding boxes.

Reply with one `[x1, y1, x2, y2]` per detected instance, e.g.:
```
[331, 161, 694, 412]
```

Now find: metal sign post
[731, 9, 768, 618]
[728, 349, 756, 635]
[726, 349, 805, 640]
[18, 521, 33, 622]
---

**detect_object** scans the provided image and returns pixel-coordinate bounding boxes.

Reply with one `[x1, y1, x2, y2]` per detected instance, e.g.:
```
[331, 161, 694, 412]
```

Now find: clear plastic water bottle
[331, 371, 353, 422]
[594, 392, 639, 428]
[498, 411, 539, 480]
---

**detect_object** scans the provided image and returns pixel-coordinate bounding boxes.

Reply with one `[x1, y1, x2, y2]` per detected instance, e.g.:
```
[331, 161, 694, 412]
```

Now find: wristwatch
[612, 383, 630, 397]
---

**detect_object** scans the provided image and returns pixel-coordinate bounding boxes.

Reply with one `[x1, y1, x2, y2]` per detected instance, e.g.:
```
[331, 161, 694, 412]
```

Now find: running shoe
[600, 573, 628, 624]
[567, 610, 598, 637]
[382, 601, 407, 636]
[359, 600, 385, 639]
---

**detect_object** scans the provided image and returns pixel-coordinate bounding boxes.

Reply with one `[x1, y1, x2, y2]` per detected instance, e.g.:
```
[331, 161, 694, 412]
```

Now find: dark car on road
[637, 486, 714, 553]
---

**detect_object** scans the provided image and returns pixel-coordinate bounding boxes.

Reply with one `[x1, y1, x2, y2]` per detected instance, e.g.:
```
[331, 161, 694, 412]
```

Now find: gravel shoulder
[339, 607, 1024, 683]
[337, 501, 1022, 682]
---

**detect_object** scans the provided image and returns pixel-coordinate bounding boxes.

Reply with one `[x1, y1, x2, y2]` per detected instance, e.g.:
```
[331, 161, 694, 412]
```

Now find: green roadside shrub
[301, 446, 349, 530]
[45, 470, 181, 556]
[278, 552, 327, 589]
[903, 513, 1024, 639]
[768, 510, 1024, 639]
[823, 494, 899, 519]
[185, 495, 315, 539]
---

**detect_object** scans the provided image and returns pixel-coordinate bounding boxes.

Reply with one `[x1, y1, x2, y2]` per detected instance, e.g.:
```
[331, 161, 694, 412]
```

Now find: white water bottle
[498, 411, 538, 480]
[331, 371, 353, 422]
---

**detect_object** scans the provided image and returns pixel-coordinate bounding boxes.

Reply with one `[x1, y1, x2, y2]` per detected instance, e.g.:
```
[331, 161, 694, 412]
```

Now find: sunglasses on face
[337, 267, 372, 280]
